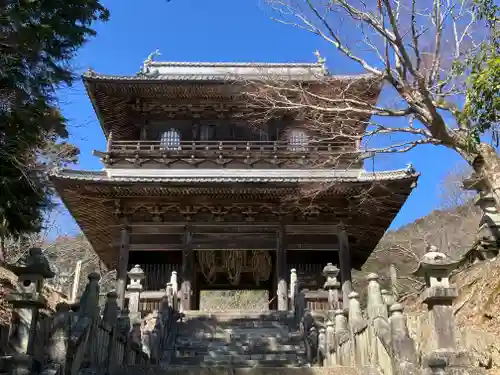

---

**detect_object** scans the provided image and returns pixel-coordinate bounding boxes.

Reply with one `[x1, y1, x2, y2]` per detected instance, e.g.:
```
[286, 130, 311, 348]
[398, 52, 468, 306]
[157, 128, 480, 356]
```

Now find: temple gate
[50, 61, 418, 311]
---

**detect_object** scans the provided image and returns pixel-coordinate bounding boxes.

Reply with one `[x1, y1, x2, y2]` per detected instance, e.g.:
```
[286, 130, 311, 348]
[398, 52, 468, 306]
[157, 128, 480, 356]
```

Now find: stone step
[176, 331, 303, 344]
[178, 327, 291, 336]
[181, 310, 294, 322]
[176, 344, 306, 356]
[170, 353, 303, 367]
[114, 365, 380, 375]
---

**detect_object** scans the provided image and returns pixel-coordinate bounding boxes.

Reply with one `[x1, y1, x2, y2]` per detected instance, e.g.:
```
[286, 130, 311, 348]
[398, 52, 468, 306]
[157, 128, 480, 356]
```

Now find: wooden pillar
[116, 225, 130, 309]
[338, 227, 352, 309]
[181, 225, 194, 311]
[276, 223, 288, 311]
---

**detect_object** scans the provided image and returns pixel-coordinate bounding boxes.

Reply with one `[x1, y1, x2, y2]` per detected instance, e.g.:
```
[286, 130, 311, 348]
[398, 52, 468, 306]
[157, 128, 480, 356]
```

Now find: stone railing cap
[348, 291, 359, 299]
[106, 291, 118, 298]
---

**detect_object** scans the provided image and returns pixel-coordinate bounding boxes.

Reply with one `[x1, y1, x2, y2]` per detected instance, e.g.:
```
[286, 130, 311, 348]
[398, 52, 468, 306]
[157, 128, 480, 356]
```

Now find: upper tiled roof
[82, 60, 377, 82]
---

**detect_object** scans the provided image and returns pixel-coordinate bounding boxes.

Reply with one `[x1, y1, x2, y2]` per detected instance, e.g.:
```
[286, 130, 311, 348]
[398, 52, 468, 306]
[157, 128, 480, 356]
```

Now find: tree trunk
[475, 143, 500, 211]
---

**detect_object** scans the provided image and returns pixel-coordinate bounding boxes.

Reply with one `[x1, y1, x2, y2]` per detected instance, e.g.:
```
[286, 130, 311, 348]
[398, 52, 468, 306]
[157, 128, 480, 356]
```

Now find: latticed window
[160, 128, 181, 150]
[287, 129, 308, 151]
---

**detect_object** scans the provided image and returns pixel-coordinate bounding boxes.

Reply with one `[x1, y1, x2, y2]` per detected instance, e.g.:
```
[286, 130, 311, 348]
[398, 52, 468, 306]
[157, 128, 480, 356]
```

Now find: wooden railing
[108, 140, 359, 155]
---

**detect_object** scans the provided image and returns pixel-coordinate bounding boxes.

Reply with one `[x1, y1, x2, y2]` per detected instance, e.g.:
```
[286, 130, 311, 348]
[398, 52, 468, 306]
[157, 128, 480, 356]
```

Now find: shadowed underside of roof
[82, 61, 383, 139]
[50, 168, 418, 269]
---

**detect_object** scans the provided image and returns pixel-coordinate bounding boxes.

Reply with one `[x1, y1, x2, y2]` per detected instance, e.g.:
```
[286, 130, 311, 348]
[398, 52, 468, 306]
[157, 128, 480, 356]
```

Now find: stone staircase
[171, 310, 307, 368]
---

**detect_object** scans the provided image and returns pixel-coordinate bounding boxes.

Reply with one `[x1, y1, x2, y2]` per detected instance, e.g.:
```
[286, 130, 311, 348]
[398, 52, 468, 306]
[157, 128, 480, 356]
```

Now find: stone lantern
[127, 264, 145, 321]
[413, 246, 471, 373]
[413, 245, 459, 304]
[5, 247, 55, 375]
[322, 263, 340, 311]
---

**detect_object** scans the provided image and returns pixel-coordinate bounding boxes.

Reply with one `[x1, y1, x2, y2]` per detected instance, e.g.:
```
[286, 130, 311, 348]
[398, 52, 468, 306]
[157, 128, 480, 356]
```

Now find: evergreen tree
[0, 0, 109, 262]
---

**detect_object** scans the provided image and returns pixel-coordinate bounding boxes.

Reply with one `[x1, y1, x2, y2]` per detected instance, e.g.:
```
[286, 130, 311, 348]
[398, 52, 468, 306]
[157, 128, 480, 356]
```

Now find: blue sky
[55, 0, 469, 236]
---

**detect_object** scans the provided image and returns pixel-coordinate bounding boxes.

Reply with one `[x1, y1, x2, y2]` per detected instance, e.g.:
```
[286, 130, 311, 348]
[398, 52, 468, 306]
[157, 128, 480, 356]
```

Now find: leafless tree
[245, 0, 500, 207]
[0, 209, 115, 296]
[437, 162, 475, 209]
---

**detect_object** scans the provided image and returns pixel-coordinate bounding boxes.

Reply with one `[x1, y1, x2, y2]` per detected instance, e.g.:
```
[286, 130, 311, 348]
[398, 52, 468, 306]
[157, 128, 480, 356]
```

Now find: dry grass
[199, 290, 270, 312]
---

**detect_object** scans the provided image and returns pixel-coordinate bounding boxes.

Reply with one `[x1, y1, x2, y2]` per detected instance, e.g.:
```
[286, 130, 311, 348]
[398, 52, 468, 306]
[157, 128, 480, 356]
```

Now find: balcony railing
[107, 140, 360, 155]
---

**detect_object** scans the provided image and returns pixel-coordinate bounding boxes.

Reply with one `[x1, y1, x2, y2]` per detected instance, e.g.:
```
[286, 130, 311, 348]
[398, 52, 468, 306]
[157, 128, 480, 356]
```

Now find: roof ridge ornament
[406, 163, 415, 174]
[139, 49, 161, 76]
[86, 67, 96, 77]
[313, 50, 328, 75]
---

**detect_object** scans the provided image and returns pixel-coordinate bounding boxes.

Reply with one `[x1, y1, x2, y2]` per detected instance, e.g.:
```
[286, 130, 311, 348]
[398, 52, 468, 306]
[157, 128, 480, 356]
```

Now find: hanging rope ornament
[224, 250, 244, 285]
[197, 250, 217, 284]
[252, 250, 271, 285]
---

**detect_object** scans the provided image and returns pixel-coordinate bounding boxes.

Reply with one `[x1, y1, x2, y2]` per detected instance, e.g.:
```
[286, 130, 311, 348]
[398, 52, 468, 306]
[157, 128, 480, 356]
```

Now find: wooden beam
[116, 225, 130, 308]
[181, 225, 195, 311]
[129, 243, 340, 252]
[276, 223, 288, 311]
[124, 222, 343, 233]
[338, 227, 352, 310]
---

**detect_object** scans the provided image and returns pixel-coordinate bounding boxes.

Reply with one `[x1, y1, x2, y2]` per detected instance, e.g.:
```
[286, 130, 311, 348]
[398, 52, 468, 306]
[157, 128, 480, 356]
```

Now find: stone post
[388, 303, 419, 375]
[276, 223, 288, 311]
[116, 226, 131, 309]
[166, 282, 174, 308]
[5, 247, 55, 375]
[127, 265, 145, 322]
[325, 319, 335, 367]
[103, 292, 119, 370]
[338, 228, 352, 309]
[289, 268, 297, 313]
[413, 246, 473, 374]
[323, 263, 341, 312]
[170, 270, 178, 295]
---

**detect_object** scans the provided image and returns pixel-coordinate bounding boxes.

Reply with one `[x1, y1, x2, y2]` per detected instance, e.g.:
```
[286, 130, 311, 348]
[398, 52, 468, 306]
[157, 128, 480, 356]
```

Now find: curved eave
[82, 71, 382, 138]
[50, 168, 418, 269]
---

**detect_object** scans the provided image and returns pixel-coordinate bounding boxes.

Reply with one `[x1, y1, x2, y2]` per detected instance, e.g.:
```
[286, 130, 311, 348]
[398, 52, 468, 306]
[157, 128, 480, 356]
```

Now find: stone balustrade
[0, 246, 486, 375]
[290, 247, 482, 375]
[0, 252, 182, 375]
